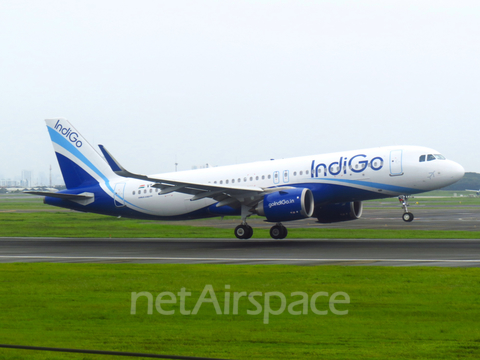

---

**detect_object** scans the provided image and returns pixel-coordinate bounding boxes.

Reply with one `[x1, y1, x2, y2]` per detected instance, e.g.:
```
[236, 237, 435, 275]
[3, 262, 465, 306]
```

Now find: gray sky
[1, 0, 479, 185]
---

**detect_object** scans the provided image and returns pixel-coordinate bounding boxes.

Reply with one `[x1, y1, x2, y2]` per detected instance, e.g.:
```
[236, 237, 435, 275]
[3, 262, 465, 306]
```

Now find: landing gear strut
[234, 205, 254, 239]
[270, 223, 288, 239]
[399, 195, 414, 222]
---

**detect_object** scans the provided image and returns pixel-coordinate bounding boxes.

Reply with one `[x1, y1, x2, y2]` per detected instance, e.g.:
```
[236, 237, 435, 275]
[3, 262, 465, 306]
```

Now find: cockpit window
[420, 154, 446, 162]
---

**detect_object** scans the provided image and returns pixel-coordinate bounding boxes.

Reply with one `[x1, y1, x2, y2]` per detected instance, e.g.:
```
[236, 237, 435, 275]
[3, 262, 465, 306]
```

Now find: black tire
[270, 225, 288, 239]
[235, 225, 253, 239]
[245, 225, 253, 239]
[402, 212, 414, 222]
[270, 225, 282, 239]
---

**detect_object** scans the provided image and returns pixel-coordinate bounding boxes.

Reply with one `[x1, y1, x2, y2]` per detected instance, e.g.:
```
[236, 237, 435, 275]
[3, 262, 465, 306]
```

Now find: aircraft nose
[450, 161, 465, 182]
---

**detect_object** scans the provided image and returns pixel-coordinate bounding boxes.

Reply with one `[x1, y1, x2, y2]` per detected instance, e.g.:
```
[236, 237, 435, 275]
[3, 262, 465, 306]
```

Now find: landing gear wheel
[402, 212, 414, 222]
[270, 225, 288, 239]
[245, 225, 253, 239]
[235, 224, 253, 239]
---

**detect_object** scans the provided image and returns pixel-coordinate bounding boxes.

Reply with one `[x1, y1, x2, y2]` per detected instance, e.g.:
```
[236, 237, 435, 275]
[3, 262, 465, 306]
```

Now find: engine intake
[315, 201, 363, 223]
[255, 188, 314, 222]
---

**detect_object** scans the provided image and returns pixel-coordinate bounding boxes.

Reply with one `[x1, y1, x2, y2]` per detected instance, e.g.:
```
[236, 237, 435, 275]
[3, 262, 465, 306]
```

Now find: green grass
[0, 264, 479, 359]
[0, 195, 45, 210]
[1, 211, 480, 238]
[1, 193, 480, 238]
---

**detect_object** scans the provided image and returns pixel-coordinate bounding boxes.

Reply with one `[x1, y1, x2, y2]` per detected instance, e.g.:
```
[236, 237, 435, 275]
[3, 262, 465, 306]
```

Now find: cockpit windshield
[419, 154, 446, 162]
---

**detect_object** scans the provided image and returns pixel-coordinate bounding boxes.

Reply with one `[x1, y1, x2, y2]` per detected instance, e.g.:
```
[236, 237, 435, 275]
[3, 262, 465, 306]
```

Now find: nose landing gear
[399, 195, 414, 222]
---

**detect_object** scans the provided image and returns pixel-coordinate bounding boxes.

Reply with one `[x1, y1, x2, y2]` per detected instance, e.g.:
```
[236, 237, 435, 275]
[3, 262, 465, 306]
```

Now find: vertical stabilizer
[46, 118, 119, 189]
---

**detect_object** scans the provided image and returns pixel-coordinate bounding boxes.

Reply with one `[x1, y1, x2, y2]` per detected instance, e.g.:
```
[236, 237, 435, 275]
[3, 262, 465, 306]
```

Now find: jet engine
[315, 201, 363, 223]
[255, 188, 314, 222]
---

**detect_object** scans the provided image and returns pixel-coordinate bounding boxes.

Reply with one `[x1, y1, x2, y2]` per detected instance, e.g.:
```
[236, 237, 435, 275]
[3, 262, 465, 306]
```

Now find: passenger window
[226, 180, 229, 184]
[220, 180, 223, 184]
[256, 176, 259, 180]
[133, 191, 135, 195]
[427, 154, 436, 161]
[262, 175, 265, 180]
[238, 178, 241, 183]
[232, 179, 235, 183]
[306, 170, 309, 175]
[419, 155, 426, 162]
[300, 171, 303, 176]
[268, 174, 271, 179]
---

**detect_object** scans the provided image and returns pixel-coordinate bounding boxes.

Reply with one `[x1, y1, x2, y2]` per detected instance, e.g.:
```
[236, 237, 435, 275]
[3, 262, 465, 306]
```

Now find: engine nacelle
[315, 201, 363, 223]
[255, 188, 314, 222]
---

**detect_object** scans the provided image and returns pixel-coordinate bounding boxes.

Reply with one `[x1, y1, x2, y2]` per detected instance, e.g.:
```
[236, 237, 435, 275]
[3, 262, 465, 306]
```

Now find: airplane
[28, 118, 465, 239]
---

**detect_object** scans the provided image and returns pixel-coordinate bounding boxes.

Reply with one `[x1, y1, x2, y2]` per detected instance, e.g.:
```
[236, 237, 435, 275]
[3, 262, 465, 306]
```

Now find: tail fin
[46, 118, 119, 189]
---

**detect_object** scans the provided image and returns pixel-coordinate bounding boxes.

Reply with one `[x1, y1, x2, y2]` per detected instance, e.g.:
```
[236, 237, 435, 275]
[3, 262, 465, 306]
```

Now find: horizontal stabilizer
[25, 191, 94, 206]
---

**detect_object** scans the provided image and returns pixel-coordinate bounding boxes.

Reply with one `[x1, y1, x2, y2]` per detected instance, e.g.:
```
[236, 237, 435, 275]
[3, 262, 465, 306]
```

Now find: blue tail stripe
[48, 126, 114, 193]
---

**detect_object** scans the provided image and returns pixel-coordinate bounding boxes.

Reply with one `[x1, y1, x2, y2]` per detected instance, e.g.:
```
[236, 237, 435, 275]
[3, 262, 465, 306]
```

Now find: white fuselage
[106, 145, 464, 217]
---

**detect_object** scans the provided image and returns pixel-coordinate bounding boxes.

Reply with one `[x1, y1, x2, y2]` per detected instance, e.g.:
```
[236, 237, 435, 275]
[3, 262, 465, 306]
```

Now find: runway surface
[1, 238, 480, 267]
[1, 202, 479, 267]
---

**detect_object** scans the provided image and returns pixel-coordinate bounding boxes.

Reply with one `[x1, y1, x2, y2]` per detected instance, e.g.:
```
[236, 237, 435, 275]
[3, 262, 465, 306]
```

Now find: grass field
[1, 264, 480, 360]
[1, 193, 480, 239]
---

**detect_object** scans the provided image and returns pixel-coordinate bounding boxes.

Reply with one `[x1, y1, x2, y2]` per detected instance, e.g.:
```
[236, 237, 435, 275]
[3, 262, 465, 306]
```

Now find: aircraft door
[273, 171, 280, 184]
[389, 150, 404, 176]
[283, 170, 289, 183]
[114, 183, 126, 207]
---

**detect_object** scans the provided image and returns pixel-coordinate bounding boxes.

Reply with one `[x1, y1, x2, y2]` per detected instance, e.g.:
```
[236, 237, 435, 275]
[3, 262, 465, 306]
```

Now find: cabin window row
[212, 174, 271, 185]
[133, 187, 159, 195]
[211, 170, 310, 185]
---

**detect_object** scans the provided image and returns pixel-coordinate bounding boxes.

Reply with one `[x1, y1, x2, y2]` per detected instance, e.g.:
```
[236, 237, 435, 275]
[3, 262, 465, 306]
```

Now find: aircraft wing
[99, 145, 288, 208]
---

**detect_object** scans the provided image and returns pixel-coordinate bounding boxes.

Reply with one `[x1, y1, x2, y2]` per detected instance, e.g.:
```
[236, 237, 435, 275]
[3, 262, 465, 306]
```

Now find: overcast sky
[1, 0, 479, 185]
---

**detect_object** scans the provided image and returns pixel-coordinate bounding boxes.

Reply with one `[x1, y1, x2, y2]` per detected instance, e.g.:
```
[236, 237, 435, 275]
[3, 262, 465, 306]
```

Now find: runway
[1, 238, 480, 267]
[1, 201, 479, 267]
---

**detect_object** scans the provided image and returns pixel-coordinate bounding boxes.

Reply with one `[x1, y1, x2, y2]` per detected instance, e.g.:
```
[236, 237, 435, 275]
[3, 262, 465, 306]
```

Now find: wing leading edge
[98, 145, 288, 208]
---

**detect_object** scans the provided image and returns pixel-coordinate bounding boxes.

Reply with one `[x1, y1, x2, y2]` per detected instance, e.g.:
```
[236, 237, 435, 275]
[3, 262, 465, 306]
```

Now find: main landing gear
[399, 195, 414, 222]
[234, 224, 253, 239]
[270, 223, 288, 239]
[234, 223, 288, 240]
[234, 205, 289, 239]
